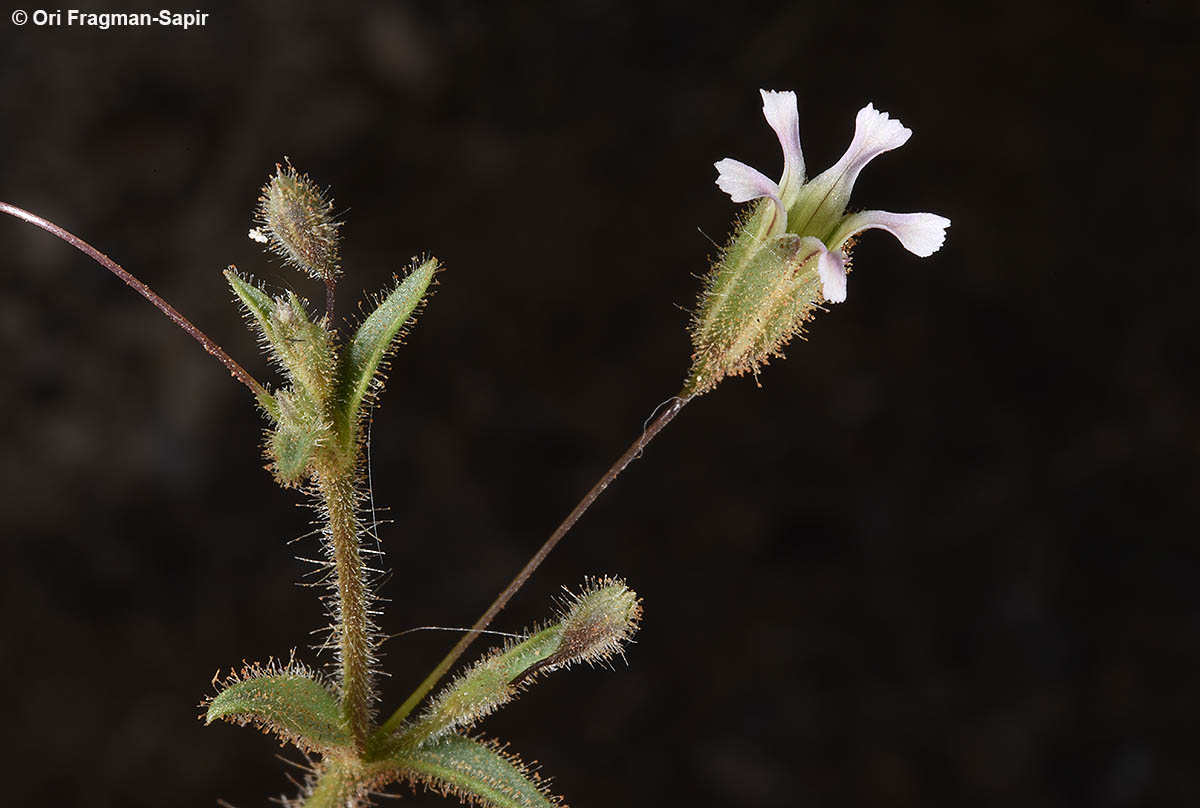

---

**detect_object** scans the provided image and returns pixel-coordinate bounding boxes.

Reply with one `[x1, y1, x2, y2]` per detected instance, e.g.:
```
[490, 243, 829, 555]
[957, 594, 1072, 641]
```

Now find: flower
[715, 90, 950, 303]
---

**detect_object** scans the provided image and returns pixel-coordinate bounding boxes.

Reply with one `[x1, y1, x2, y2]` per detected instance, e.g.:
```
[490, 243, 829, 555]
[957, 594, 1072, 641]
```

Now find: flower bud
[255, 161, 342, 282]
[547, 576, 642, 670]
[399, 577, 641, 749]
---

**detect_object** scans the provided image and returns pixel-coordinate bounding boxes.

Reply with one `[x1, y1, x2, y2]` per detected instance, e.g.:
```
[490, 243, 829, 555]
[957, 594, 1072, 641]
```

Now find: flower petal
[715, 158, 787, 236]
[789, 103, 912, 239]
[759, 89, 805, 203]
[816, 245, 848, 303]
[835, 103, 912, 181]
[714, 158, 780, 203]
[829, 210, 951, 257]
[792, 237, 849, 303]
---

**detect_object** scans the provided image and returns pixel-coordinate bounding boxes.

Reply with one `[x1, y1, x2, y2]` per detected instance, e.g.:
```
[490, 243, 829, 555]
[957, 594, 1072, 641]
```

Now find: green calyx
[685, 205, 828, 396]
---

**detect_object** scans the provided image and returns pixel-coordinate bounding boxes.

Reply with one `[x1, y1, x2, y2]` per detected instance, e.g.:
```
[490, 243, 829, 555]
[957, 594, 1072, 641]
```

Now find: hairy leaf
[225, 268, 282, 418]
[225, 269, 334, 411]
[225, 266, 276, 328]
[402, 625, 563, 748]
[398, 577, 641, 749]
[205, 666, 350, 754]
[336, 257, 438, 440]
[270, 415, 320, 485]
[371, 735, 559, 808]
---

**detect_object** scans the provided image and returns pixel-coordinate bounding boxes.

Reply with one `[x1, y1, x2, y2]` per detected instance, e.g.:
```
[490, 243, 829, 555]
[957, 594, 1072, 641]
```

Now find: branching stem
[0, 201, 270, 403]
[376, 395, 691, 738]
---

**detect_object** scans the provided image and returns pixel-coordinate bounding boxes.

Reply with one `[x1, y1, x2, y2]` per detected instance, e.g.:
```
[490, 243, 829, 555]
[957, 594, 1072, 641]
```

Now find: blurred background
[1, 1, 1196, 806]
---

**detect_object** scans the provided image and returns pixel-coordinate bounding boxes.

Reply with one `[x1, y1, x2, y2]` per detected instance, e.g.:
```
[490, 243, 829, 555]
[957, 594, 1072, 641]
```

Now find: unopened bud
[255, 160, 342, 282]
[547, 576, 642, 670]
[400, 577, 642, 749]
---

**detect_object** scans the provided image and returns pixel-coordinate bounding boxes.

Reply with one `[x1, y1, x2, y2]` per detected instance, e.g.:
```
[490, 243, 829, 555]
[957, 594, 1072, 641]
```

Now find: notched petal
[714, 158, 780, 203]
[759, 89, 805, 195]
[715, 159, 786, 237]
[788, 103, 915, 240]
[831, 210, 951, 257]
[845, 103, 912, 169]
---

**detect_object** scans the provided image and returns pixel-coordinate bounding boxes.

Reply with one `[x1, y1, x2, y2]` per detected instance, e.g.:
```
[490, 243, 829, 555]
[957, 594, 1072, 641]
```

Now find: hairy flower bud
[255, 160, 342, 283]
[547, 576, 642, 670]
[398, 577, 642, 749]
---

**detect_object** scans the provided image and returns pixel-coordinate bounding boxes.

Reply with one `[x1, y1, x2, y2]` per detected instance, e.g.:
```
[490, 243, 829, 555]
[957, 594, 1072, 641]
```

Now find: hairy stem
[376, 395, 690, 738]
[325, 276, 337, 326]
[317, 464, 374, 751]
[0, 201, 270, 404]
[301, 762, 357, 808]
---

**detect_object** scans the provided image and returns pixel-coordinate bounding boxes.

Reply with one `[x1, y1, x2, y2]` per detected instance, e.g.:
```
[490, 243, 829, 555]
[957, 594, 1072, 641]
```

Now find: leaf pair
[225, 258, 437, 483]
[204, 578, 642, 807]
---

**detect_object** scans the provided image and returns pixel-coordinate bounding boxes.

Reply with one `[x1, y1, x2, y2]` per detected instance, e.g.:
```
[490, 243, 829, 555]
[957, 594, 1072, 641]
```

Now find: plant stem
[300, 762, 356, 808]
[325, 276, 337, 326]
[317, 464, 374, 752]
[0, 201, 270, 404]
[376, 395, 691, 738]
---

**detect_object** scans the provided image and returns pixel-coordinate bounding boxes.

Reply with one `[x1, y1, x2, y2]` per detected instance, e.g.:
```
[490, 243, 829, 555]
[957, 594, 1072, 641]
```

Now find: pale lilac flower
[715, 91, 950, 303]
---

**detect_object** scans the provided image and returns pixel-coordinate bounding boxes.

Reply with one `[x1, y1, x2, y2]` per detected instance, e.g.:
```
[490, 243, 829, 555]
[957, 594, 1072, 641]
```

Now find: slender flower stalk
[0, 201, 271, 405]
[377, 396, 689, 737]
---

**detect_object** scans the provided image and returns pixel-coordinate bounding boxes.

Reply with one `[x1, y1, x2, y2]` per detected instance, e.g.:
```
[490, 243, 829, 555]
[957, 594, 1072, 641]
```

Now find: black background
[2, 2, 1197, 806]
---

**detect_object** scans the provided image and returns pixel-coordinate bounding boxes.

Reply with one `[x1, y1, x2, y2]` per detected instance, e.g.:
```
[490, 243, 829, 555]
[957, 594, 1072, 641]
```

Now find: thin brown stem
[376, 395, 691, 738]
[1, 201, 270, 403]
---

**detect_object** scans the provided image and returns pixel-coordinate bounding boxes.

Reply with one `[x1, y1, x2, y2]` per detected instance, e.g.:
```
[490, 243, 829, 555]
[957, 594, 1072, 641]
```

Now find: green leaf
[225, 268, 282, 419]
[225, 269, 334, 413]
[269, 417, 319, 485]
[400, 624, 564, 748]
[336, 257, 438, 440]
[204, 667, 350, 754]
[372, 735, 559, 808]
[393, 578, 641, 750]
[225, 266, 276, 327]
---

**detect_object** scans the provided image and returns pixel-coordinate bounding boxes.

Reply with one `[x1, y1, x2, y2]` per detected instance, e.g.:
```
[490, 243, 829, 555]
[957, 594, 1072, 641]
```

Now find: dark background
[1, 1, 1196, 806]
